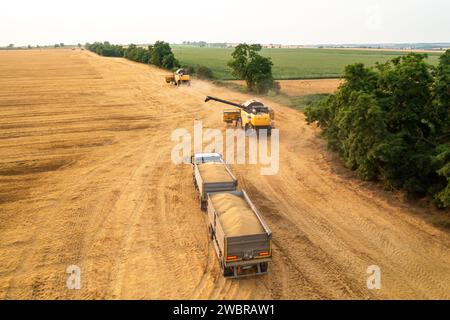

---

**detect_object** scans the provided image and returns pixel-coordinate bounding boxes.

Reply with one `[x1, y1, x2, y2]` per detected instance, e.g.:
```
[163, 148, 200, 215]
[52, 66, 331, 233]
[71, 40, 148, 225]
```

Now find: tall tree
[150, 41, 179, 69]
[228, 44, 275, 93]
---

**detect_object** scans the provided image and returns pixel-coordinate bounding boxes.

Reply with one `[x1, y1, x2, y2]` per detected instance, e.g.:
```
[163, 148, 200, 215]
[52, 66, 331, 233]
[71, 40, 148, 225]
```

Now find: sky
[1, 0, 449, 46]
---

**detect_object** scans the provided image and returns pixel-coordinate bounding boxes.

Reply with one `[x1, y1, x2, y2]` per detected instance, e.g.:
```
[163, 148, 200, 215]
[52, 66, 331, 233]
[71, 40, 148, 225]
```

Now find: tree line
[85, 41, 280, 88]
[86, 41, 179, 70]
[305, 50, 450, 208]
[86, 42, 124, 57]
[86, 41, 214, 78]
[0, 43, 78, 50]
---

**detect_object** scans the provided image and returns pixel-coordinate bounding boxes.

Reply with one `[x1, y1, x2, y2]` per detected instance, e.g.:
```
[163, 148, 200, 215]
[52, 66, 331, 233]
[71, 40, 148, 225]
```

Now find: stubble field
[1, 49, 450, 299]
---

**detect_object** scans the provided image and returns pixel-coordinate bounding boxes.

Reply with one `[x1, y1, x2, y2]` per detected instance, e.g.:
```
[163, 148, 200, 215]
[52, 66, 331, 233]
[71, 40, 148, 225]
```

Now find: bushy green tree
[336, 92, 387, 180]
[305, 50, 450, 208]
[124, 44, 137, 59]
[433, 144, 450, 207]
[182, 65, 196, 75]
[228, 44, 275, 93]
[430, 50, 450, 207]
[87, 42, 124, 57]
[124, 44, 151, 63]
[195, 65, 214, 79]
[433, 50, 450, 120]
[150, 41, 179, 69]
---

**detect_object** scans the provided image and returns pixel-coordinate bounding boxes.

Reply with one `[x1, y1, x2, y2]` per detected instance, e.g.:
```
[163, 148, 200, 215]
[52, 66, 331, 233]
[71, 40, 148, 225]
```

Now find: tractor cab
[243, 100, 269, 114]
[175, 68, 186, 76]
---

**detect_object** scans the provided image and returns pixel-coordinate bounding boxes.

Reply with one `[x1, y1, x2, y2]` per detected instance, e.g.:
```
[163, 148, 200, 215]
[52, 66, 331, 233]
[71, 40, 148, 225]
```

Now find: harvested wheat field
[276, 79, 343, 96]
[1, 49, 450, 299]
[230, 79, 343, 96]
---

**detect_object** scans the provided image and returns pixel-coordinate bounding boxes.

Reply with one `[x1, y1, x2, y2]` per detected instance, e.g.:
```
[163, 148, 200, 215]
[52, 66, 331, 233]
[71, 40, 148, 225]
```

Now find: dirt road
[1, 50, 450, 299]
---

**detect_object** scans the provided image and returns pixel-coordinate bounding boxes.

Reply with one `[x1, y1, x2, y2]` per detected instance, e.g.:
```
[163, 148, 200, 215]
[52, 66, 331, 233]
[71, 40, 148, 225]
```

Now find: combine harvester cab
[165, 68, 190, 86]
[176, 71, 190, 86]
[205, 96, 275, 135]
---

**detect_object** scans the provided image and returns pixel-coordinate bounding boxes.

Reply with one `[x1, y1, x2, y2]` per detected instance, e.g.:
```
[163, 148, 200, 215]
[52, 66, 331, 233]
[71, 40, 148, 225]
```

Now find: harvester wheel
[200, 199, 207, 211]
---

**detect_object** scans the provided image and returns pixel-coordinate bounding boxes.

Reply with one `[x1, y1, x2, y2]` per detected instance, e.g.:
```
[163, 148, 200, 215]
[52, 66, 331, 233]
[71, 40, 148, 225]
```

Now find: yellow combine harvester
[205, 96, 275, 135]
[165, 68, 190, 86]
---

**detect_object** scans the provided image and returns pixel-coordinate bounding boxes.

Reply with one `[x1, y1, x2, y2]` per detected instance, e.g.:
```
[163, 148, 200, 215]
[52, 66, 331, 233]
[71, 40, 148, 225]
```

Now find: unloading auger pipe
[204, 96, 242, 108]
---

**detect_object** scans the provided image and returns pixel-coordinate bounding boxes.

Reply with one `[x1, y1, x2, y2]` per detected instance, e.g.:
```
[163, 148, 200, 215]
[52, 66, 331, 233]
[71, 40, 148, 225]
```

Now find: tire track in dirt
[1, 50, 450, 299]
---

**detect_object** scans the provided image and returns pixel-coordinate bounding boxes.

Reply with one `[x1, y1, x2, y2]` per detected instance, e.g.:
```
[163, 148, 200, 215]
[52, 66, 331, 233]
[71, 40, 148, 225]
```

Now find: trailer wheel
[223, 266, 234, 277]
[260, 262, 268, 273]
[208, 225, 214, 240]
[200, 200, 207, 211]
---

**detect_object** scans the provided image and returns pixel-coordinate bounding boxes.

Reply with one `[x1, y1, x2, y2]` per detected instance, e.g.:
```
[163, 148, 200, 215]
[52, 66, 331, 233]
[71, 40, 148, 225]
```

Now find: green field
[172, 46, 442, 80]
